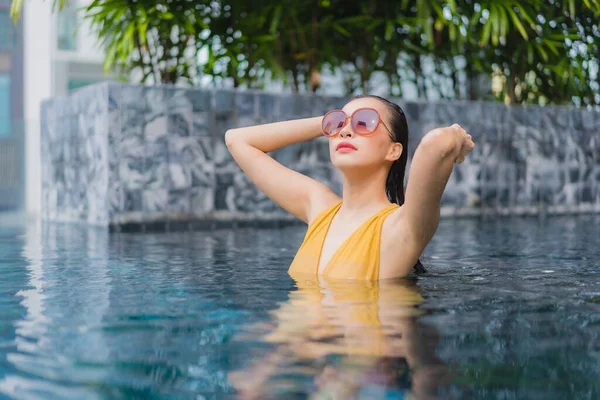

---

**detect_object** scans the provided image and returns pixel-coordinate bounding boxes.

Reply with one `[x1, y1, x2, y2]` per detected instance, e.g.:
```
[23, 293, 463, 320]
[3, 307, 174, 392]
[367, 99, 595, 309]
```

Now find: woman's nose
[339, 123, 354, 138]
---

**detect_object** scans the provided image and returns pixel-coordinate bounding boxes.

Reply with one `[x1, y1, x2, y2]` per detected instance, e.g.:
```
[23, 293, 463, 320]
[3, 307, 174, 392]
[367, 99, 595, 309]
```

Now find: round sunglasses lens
[322, 112, 346, 136]
[352, 109, 379, 134]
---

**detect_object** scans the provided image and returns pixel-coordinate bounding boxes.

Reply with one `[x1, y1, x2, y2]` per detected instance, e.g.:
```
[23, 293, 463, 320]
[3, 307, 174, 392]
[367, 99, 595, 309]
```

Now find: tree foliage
[10, 0, 600, 106]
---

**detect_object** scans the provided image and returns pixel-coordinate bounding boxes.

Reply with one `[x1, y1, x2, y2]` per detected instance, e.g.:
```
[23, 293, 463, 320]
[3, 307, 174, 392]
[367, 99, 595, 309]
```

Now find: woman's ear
[387, 143, 403, 162]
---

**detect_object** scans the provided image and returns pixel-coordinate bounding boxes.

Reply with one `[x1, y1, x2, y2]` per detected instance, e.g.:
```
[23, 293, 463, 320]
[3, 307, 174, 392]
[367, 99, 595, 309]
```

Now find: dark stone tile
[168, 110, 192, 137]
[107, 110, 120, 154]
[119, 85, 148, 110]
[186, 89, 212, 112]
[52, 162, 65, 185]
[120, 110, 145, 138]
[271, 146, 296, 166]
[145, 87, 171, 112]
[108, 160, 120, 185]
[167, 189, 191, 213]
[212, 138, 234, 170]
[314, 95, 347, 116]
[257, 93, 278, 122]
[192, 112, 213, 137]
[108, 183, 124, 218]
[214, 115, 235, 137]
[107, 82, 121, 111]
[50, 139, 64, 164]
[144, 161, 169, 190]
[143, 189, 168, 212]
[168, 137, 212, 164]
[191, 187, 214, 215]
[235, 92, 256, 118]
[295, 163, 341, 195]
[280, 94, 313, 119]
[419, 102, 438, 123]
[402, 102, 420, 124]
[120, 156, 145, 190]
[214, 172, 234, 211]
[168, 163, 192, 190]
[513, 104, 542, 128]
[215, 91, 235, 116]
[580, 110, 599, 133]
[78, 135, 92, 163]
[191, 162, 214, 188]
[146, 139, 169, 163]
[166, 88, 192, 111]
[276, 140, 329, 167]
[581, 181, 596, 203]
[144, 115, 168, 143]
[450, 102, 482, 127]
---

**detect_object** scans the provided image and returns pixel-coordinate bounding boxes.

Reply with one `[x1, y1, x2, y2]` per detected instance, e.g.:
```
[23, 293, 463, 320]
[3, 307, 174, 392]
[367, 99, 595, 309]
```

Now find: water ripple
[0, 215, 598, 399]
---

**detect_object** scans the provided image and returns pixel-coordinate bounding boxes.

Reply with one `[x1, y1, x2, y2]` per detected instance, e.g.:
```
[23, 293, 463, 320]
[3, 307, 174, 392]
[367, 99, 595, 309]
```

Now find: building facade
[20, 0, 111, 217]
[0, 0, 24, 210]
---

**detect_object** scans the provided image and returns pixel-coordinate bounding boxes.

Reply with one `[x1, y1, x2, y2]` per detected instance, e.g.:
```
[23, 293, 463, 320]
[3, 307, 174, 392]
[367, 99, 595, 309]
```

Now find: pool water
[1, 215, 599, 399]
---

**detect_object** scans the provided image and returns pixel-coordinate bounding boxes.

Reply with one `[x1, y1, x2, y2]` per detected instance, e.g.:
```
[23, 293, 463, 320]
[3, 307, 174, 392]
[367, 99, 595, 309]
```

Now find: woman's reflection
[230, 274, 451, 399]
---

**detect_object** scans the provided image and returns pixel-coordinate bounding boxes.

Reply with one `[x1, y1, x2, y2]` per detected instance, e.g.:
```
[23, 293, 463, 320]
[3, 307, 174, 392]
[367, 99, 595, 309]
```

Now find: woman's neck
[340, 169, 391, 212]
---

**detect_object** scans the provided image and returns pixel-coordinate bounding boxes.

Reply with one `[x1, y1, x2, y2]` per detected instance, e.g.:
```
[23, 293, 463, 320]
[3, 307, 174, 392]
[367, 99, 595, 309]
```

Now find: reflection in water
[1, 223, 113, 398]
[230, 275, 450, 399]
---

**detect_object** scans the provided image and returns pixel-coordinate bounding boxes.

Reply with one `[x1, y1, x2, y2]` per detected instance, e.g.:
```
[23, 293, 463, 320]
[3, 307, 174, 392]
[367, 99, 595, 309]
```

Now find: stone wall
[40, 82, 600, 228]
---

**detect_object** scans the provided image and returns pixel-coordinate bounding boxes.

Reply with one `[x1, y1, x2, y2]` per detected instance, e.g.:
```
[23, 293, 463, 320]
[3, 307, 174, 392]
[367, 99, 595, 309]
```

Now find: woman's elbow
[224, 129, 241, 151]
[420, 128, 460, 160]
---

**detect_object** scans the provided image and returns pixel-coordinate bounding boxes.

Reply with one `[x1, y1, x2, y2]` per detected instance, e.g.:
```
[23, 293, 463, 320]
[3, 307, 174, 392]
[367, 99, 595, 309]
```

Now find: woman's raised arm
[401, 124, 474, 248]
[225, 117, 340, 223]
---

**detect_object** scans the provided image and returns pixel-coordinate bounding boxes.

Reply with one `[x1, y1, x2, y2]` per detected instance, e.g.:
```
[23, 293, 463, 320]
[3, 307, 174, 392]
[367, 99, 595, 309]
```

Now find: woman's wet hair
[354, 95, 427, 274]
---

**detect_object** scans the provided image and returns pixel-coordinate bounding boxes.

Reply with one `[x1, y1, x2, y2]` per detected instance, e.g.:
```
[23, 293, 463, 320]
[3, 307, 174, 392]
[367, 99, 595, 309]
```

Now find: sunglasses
[321, 108, 393, 138]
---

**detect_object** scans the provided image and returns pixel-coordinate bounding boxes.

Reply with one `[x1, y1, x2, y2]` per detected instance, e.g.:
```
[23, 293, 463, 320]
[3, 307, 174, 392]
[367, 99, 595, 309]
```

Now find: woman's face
[327, 98, 402, 173]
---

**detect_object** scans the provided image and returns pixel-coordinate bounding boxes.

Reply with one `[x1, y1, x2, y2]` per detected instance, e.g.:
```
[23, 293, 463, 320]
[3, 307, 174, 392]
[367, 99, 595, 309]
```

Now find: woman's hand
[448, 123, 475, 163]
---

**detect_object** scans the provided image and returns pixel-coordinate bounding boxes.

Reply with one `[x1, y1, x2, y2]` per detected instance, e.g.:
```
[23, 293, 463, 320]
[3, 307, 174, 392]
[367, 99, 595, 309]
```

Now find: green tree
[85, 0, 211, 85]
[462, 0, 600, 105]
[10, 0, 600, 106]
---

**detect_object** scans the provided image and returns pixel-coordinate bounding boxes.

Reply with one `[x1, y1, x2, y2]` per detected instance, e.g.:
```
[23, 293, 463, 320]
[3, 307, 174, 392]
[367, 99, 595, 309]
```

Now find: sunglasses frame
[321, 107, 393, 139]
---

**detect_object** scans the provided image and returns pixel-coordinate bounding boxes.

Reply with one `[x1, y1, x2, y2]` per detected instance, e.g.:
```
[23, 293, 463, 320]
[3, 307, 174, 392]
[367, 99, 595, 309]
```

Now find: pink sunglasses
[321, 108, 393, 137]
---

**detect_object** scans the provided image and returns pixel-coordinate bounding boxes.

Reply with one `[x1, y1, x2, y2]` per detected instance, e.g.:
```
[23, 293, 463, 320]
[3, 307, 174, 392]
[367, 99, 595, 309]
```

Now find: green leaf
[10, 0, 23, 22]
[568, 0, 576, 17]
[270, 5, 282, 34]
[535, 43, 549, 62]
[527, 45, 534, 64]
[513, 4, 535, 26]
[507, 5, 529, 40]
[490, 4, 500, 46]
[385, 20, 394, 41]
[481, 18, 492, 45]
[332, 22, 352, 37]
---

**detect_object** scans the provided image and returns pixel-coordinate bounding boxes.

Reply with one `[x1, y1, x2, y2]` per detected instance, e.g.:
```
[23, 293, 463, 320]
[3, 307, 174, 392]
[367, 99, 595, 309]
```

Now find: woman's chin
[331, 157, 369, 172]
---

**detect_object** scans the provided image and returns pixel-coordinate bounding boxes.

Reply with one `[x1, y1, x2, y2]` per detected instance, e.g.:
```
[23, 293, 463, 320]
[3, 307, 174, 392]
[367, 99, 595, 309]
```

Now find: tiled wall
[40, 82, 600, 228]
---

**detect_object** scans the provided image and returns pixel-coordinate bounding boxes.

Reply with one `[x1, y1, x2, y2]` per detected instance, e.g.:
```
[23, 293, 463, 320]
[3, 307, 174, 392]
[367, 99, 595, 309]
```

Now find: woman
[225, 95, 474, 280]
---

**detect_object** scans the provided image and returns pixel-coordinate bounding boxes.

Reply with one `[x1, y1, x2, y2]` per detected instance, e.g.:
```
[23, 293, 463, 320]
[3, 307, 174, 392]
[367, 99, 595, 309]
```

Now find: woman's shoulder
[306, 194, 342, 226]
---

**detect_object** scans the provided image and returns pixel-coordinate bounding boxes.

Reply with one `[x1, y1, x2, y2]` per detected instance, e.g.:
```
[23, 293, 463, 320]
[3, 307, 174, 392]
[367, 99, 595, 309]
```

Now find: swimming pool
[1, 214, 599, 399]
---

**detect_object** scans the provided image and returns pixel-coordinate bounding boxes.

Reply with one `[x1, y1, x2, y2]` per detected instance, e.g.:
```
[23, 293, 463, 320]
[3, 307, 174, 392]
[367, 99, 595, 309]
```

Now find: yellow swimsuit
[288, 201, 399, 280]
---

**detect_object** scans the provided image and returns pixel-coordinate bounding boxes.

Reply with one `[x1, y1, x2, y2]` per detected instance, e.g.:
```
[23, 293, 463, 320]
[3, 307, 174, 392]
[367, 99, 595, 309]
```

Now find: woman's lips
[336, 142, 357, 152]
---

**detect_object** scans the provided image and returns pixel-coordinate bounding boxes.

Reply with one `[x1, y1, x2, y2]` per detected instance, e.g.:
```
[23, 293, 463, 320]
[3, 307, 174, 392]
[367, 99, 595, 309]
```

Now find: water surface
[1, 214, 599, 399]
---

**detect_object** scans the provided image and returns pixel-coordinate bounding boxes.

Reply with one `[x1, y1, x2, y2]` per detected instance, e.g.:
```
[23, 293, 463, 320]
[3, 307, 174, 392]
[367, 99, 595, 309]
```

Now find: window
[57, 5, 78, 50]
[68, 79, 98, 91]
[0, 73, 10, 138]
[0, 10, 16, 50]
